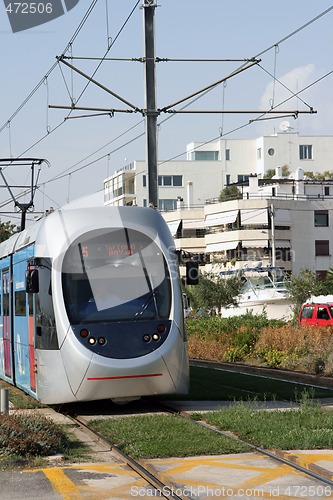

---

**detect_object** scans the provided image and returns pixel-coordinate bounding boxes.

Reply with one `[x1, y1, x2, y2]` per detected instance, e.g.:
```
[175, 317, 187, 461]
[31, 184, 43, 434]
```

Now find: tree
[285, 268, 324, 318]
[190, 272, 243, 311]
[218, 185, 241, 202]
[0, 220, 16, 243]
[319, 268, 333, 295]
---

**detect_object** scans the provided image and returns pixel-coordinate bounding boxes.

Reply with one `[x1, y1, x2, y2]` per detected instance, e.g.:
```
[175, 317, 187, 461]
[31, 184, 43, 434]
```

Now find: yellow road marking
[42, 468, 81, 499]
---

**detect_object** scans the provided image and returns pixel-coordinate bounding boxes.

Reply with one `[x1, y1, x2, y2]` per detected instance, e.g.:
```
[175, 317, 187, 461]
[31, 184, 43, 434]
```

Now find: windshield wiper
[133, 290, 159, 319]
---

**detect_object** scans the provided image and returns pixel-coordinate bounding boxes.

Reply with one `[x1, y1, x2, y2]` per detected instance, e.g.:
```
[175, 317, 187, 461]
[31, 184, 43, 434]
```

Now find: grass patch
[194, 392, 333, 450]
[159, 365, 333, 401]
[0, 381, 45, 409]
[89, 414, 250, 459]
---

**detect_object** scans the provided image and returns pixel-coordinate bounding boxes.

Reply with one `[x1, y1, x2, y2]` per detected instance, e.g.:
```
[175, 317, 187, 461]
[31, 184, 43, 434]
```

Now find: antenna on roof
[279, 120, 291, 132]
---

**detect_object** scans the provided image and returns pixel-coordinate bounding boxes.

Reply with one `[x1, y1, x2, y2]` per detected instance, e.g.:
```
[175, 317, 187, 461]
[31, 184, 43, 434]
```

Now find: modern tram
[0, 205, 189, 404]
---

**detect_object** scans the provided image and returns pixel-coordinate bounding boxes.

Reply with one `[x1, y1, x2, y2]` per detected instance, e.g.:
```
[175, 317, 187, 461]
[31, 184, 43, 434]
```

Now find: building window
[225, 149, 230, 161]
[143, 199, 147, 207]
[314, 210, 329, 227]
[158, 199, 178, 211]
[268, 148, 275, 156]
[158, 175, 183, 187]
[173, 175, 182, 186]
[237, 174, 249, 183]
[299, 145, 313, 160]
[257, 148, 262, 159]
[325, 186, 330, 196]
[143, 175, 146, 187]
[226, 174, 230, 185]
[192, 151, 219, 160]
[315, 240, 329, 256]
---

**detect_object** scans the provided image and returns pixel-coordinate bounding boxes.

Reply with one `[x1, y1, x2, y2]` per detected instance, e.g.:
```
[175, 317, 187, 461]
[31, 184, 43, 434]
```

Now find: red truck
[298, 296, 333, 326]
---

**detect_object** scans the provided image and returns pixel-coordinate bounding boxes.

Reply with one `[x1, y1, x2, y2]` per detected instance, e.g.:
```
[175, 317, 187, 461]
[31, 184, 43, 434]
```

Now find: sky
[1, 0, 333, 225]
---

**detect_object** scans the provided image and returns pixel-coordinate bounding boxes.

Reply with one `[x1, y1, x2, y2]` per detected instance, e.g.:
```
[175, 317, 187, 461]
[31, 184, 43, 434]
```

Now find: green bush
[224, 346, 248, 362]
[186, 311, 333, 375]
[186, 317, 225, 340]
[256, 348, 289, 368]
[0, 413, 71, 457]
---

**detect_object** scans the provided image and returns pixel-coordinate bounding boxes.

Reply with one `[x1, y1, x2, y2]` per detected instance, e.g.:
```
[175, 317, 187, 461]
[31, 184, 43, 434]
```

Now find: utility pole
[143, 0, 158, 208]
[270, 203, 276, 268]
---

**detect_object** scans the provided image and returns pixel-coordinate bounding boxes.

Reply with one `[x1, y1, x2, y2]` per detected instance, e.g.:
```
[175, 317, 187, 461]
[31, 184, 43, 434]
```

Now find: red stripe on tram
[87, 373, 163, 381]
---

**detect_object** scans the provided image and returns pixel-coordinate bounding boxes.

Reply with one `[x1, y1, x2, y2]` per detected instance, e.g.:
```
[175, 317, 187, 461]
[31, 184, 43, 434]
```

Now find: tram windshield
[62, 227, 171, 323]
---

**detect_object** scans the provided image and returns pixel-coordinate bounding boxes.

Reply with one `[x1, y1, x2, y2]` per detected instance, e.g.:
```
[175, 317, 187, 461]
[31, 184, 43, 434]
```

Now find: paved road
[1, 449, 333, 499]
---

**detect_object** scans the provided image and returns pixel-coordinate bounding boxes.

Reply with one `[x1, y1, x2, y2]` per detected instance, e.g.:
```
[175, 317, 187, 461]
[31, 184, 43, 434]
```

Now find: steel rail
[148, 399, 333, 489]
[67, 413, 191, 500]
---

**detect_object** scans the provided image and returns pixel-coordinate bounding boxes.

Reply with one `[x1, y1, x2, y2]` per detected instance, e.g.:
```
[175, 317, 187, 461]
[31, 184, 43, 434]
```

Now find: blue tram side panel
[0, 246, 36, 397]
[12, 245, 36, 397]
[0, 256, 12, 384]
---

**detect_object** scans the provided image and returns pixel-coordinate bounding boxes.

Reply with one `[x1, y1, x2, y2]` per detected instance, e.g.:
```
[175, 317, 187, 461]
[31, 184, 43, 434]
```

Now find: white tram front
[0, 206, 189, 404]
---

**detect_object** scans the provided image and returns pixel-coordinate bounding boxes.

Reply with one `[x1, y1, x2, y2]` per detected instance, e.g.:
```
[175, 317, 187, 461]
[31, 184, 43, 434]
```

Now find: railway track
[155, 399, 333, 488]
[4, 360, 333, 498]
[66, 410, 192, 500]
[62, 392, 333, 499]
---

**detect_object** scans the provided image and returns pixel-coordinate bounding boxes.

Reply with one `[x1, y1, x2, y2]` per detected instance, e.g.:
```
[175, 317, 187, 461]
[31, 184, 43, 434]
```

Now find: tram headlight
[80, 329, 89, 338]
[157, 324, 166, 333]
[152, 333, 160, 341]
[88, 337, 96, 345]
[143, 334, 150, 342]
[98, 337, 106, 345]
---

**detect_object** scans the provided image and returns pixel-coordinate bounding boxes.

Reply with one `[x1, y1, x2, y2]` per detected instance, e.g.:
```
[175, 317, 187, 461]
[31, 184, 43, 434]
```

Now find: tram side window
[3, 291, 9, 317]
[3, 290, 9, 316]
[35, 259, 58, 350]
[15, 291, 26, 316]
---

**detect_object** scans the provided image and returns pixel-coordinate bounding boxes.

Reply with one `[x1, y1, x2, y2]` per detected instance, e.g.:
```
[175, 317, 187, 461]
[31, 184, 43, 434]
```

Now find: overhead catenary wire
[0, 0, 141, 172]
[0, 0, 100, 136]
[46, 6, 333, 184]
[0, 4, 333, 213]
[0, 0, 143, 210]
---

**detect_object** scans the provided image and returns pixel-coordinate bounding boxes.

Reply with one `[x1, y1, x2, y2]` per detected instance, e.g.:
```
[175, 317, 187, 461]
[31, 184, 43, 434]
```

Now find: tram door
[28, 293, 36, 392]
[12, 247, 35, 396]
[2, 269, 13, 382]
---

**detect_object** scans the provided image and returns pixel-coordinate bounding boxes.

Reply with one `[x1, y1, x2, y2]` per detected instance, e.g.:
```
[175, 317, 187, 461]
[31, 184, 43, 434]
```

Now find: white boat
[219, 266, 293, 320]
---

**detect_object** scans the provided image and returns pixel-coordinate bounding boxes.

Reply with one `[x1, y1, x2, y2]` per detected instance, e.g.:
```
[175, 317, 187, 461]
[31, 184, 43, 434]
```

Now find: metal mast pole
[143, 0, 158, 208]
[270, 203, 276, 268]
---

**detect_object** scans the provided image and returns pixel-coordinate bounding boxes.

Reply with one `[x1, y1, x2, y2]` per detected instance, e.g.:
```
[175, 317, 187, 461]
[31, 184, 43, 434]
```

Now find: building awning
[275, 209, 292, 225]
[205, 210, 239, 227]
[166, 220, 181, 236]
[240, 208, 268, 225]
[206, 241, 239, 253]
[183, 219, 205, 229]
[242, 240, 268, 248]
[275, 240, 291, 248]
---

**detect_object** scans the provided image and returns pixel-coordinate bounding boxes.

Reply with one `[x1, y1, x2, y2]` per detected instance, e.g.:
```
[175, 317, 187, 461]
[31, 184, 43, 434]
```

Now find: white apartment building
[104, 133, 333, 210]
[164, 170, 333, 277]
[104, 133, 333, 277]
